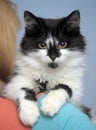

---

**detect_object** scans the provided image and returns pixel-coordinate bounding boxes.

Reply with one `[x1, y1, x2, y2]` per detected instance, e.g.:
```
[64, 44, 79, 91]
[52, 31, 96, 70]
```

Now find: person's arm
[33, 94, 96, 130]
[0, 92, 95, 130]
[0, 97, 31, 130]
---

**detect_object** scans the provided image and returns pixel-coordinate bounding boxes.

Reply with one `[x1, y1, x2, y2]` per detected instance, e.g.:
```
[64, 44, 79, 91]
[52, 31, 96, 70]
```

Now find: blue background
[11, 0, 96, 108]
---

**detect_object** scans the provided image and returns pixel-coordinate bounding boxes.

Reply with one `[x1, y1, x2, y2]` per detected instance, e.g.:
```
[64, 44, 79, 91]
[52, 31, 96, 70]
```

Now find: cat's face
[21, 10, 86, 69]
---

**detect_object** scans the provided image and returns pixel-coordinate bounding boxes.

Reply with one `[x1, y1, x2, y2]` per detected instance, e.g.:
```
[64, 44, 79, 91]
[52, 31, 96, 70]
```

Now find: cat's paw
[40, 97, 60, 116]
[40, 89, 68, 116]
[19, 100, 40, 126]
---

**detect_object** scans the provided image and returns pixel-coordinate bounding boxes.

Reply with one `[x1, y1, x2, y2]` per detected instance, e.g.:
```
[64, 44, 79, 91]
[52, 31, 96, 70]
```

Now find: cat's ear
[24, 11, 38, 29]
[65, 10, 80, 32]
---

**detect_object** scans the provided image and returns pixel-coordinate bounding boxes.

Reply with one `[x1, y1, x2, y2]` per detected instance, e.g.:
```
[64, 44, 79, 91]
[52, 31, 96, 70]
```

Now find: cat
[2, 10, 87, 126]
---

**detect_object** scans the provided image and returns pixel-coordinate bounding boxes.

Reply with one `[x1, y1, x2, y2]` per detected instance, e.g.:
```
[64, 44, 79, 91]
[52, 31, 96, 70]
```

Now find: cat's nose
[50, 54, 56, 61]
[49, 52, 61, 62]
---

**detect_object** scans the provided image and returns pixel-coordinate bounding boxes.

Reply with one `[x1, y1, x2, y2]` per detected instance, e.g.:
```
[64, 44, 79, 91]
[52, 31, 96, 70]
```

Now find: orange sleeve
[0, 98, 31, 130]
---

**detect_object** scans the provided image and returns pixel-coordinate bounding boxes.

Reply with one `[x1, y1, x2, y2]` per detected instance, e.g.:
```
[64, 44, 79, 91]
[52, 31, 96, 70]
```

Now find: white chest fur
[16, 51, 85, 104]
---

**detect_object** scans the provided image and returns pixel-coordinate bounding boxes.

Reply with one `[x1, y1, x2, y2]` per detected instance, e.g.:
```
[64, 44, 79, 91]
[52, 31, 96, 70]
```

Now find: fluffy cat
[3, 10, 87, 126]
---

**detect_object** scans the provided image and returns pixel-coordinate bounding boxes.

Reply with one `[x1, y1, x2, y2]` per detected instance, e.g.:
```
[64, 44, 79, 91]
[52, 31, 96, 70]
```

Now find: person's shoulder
[60, 102, 96, 130]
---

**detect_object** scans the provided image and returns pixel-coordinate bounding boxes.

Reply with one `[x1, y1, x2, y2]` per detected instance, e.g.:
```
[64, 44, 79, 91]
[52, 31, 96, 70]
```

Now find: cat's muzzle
[48, 63, 58, 69]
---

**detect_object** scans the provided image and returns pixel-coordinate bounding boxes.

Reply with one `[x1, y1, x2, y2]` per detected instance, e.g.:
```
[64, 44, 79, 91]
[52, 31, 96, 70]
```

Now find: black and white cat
[2, 10, 91, 126]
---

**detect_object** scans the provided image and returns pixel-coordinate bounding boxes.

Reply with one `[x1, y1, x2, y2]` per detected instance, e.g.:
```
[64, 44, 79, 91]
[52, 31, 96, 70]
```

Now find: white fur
[40, 89, 68, 116]
[3, 48, 85, 126]
[45, 34, 59, 47]
[45, 34, 54, 47]
[19, 100, 40, 126]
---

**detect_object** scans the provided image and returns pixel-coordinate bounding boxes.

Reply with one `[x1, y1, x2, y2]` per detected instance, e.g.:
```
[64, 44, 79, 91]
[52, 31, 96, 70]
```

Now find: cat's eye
[59, 42, 67, 49]
[38, 43, 47, 49]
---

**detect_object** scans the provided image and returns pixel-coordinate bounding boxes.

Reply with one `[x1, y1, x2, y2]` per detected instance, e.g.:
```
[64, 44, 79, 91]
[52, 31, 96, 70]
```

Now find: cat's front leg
[18, 88, 40, 126]
[40, 84, 72, 116]
[2, 76, 40, 126]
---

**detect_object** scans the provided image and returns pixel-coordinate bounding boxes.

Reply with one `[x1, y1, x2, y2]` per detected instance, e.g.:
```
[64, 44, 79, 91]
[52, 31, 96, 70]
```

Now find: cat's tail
[79, 105, 96, 126]
[89, 108, 96, 126]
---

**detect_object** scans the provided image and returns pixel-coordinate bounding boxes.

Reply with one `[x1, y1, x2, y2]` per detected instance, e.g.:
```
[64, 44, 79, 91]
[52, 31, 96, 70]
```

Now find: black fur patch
[0, 96, 6, 98]
[35, 79, 48, 92]
[5, 72, 18, 83]
[21, 88, 37, 101]
[53, 84, 72, 98]
[80, 105, 91, 117]
[21, 10, 86, 55]
[47, 43, 61, 61]
[5, 66, 19, 83]
[16, 98, 21, 112]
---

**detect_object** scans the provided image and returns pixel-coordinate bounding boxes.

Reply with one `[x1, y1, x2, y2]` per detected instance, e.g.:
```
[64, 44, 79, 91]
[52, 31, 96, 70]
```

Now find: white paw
[19, 100, 40, 126]
[40, 89, 68, 116]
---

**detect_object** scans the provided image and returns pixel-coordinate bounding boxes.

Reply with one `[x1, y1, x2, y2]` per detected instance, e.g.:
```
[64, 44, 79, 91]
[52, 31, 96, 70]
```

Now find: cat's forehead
[45, 33, 59, 47]
[44, 18, 60, 27]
